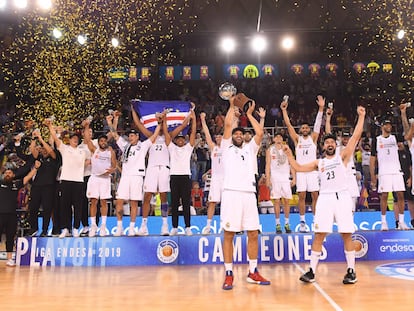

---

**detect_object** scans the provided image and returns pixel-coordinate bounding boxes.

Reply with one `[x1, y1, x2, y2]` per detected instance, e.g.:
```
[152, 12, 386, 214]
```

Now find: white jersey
[318, 153, 348, 194]
[337, 145, 359, 197]
[296, 136, 317, 164]
[58, 144, 86, 183]
[210, 145, 224, 177]
[268, 144, 290, 182]
[117, 137, 152, 176]
[168, 143, 193, 175]
[90, 148, 112, 177]
[78, 139, 99, 177]
[147, 135, 170, 167]
[410, 143, 414, 194]
[222, 137, 259, 192]
[375, 135, 402, 176]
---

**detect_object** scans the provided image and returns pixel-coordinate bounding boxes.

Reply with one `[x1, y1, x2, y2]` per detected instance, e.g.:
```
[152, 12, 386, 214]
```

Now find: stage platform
[16, 211, 414, 267]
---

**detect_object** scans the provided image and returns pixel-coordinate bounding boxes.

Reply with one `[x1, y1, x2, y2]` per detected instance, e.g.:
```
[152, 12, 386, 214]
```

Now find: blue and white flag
[131, 99, 191, 134]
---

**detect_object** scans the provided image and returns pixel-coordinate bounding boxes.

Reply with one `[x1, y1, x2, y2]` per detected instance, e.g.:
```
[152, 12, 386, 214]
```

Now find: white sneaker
[88, 225, 98, 237]
[160, 223, 169, 236]
[398, 221, 409, 230]
[170, 228, 178, 236]
[114, 226, 123, 237]
[80, 226, 89, 236]
[185, 227, 193, 236]
[128, 227, 136, 236]
[202, 226, 211, 235]
[72, 228, 80, 238]
[381, 221, 389, 231]
[99, 225, 107, 237]
[6, 259, 16, 267]
[59, 228, 70, 238]
[137, 226, 149, 236]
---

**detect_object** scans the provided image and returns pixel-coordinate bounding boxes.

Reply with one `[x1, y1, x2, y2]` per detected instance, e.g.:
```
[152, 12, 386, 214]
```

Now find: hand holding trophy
[219, 82, 252, 112]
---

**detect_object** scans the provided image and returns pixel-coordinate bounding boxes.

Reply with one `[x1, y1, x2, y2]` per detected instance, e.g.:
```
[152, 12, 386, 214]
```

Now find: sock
[309, 251, 321, 272]
[206, 219, 212, 226]
[300, 215, 305, 222]
[142, 218, 148, 226]
[224, 263, 233, 272]
[344, 250, 355, 270]
[129, 221, 135, 229]
[248, 259, 258, 273]
[276, 218, 281, 225]
[285, 218, 289, 225]
[90, 216, 96, 226]
[399, 214, 405, 223]
[161, 203, 169, 217]
[101, 216, 107, 226]
[381, 214, 387, 223]
[162, 217, 168, 225]
[117, 220, 122, 227]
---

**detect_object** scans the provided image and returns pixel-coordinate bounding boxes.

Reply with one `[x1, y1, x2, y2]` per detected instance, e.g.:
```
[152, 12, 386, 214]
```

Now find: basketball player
[370, 118, 408, 230]
[199, 112, 223, 234]
[131, 108, 190, 236]
[285, 105, 365, 284]
[83, 122, 116, 237]
[107, 114, 161, 236]
[265, 132, 296, 233]
[280, 95, 325, 232]
[221, 98, 270, 290]
[325, 107, 360, 211]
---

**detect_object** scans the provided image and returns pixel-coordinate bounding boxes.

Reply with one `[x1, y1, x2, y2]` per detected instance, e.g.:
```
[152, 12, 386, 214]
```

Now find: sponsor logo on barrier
[157, 239, 179, 264]
[352, 233, 369, 258]
[375, 261, 414, 281]
[379, 238, 414, 254]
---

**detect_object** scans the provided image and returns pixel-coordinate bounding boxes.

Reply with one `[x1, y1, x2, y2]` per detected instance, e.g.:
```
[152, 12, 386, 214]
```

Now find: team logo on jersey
[157, 239, 179, 264]
[352, 233, 368, 258]
[375, 261, 414, 281]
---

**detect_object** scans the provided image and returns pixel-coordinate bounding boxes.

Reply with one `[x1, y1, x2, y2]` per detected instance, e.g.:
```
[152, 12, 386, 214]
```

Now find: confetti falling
[1, 0, 201, 127]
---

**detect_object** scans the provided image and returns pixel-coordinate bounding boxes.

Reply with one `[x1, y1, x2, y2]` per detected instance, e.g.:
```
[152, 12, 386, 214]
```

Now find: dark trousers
[52, 182, 62, 233]
[0, 214, 17, 252]
[81, 175, 90, 227]
[28, 184, 55, 233]
[60, 180, 84, 230]
[170, 175, 192, 228]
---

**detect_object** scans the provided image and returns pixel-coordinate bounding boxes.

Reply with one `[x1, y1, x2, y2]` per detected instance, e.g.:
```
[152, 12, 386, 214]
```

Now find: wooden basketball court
[1, 260, 412, 310]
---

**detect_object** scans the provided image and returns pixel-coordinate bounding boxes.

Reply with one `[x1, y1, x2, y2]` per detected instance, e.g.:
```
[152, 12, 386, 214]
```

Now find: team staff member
[27, 129, 59, 237]
[164, 105, 196, 236]
[0, 161, 40, 266]
[221, 98, 270, 290]
[285, 106, 365, 284]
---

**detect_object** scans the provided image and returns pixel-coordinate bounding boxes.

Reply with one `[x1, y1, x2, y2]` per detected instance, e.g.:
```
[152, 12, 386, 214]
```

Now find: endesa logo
[379, 244, 414, 253]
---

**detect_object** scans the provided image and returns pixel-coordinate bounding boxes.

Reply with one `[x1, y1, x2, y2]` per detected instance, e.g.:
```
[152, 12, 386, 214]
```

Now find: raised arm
[265, 147, 272, 187]
[257, 107, 266, 129]
[106, 115, 120, 141]
[46, 119, 61, 148]
[246, 101, 263, 146]
[400, 103, 410, 135]
[280, 100, 299, 144]
[325, 107, 333, 134]
[311, 95, 325, 142]
[33, 130, 56, 159]
[169, 104, 194, 139]
[223, 96, 237, 140]
[188, 109, 197, 147]
[200, 112, 215, 149]
[131, 105, 153, 138]
[148, 122, 162, 144]
[83, 120, 97, 154]
[342, 106, 366, 165]
[283, 145, 318, 172]
[23, 160, 41, 185]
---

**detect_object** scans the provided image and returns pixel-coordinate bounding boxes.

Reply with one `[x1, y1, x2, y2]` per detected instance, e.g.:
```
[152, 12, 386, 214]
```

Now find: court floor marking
[294, 263, 343, 311]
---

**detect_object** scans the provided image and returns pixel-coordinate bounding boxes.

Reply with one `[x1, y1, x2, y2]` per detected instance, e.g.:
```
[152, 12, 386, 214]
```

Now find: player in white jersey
[265, 132, 295, 233]
[200, 112, 223, 234]
[281, 95, 325, 232]
[285, 105, 365, 285]
[83, 128, 116, 237]
[398, 103, 414, 228]
[107, 114, 161, 236]
[221, 98, 270, 291]
[370, 118, 408, 230]
[131, 108, 190, 236]
[325, 107, 360, 210]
